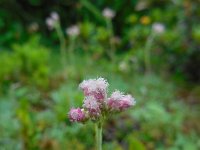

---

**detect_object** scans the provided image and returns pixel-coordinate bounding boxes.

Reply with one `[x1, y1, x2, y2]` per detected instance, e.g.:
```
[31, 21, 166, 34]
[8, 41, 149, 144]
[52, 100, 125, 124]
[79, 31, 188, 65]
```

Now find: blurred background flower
[66, 25, 80, 37]
[102, 8, 115, 19]
[152, 23, 165, 34]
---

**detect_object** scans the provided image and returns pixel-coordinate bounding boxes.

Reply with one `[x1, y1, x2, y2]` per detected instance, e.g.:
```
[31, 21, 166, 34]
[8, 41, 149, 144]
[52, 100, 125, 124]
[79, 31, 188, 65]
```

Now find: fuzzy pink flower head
[107, 90, 135, 111]
[83, 96, 101, 117]
[68, 108, 85, 122]
[79, 77, 109, 101]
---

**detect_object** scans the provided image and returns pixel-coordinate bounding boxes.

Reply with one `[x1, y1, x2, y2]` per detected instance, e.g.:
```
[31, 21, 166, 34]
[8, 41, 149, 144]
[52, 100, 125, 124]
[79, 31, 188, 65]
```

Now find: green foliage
[13, 36, 50, 87]
[0, 36, 50, 91]
[127, 136, 146, 150]
[0, 52, 21, 81]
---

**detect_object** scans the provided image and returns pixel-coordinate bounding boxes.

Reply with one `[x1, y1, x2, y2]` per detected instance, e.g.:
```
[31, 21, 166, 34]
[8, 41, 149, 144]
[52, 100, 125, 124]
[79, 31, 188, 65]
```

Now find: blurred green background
[0, 0, 200, 149]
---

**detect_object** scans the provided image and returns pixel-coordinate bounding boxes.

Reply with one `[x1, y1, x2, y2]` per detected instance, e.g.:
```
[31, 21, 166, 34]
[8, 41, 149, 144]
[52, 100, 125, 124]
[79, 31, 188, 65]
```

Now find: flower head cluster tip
[68, 77, 136, 123]
[79, 77, 109, 101]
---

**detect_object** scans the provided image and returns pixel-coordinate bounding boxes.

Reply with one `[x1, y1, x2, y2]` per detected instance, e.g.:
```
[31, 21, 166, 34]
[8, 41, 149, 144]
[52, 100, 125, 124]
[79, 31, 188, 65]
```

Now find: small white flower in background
[102, 8, 115, 19]
[46, 11, 59, 30]
[46, 17, 54, 30]
[119, 61, 129, 72]
[50, 11, 59, 21]
[152, 23, 165, 34]
[66, 25, 80, 37]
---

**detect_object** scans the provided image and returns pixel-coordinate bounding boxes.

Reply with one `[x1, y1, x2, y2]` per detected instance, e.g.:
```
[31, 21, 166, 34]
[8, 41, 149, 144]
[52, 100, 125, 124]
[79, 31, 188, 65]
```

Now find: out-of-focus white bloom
[50, 11, 59, 21]
[119, 61, 129, 72]
[107, 90, 136, 111]
[83, 96, 101, 117]
[66, 25, 80, 37]
[79, 77, 109, 101]
[46, 11, 59, 30]
[102, 8, 115, 19]
[46, 17, 54, 30]
[152, 23, 165, 34]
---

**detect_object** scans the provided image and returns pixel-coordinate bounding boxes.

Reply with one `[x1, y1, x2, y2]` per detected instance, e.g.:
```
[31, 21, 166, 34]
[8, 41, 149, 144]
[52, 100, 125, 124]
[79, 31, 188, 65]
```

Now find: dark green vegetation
[0, 0, 200, 150]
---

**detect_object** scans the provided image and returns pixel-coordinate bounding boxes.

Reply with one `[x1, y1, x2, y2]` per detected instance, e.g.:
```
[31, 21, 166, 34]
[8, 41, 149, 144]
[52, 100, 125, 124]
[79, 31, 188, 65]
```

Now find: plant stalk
[68, 36, 76, 65]
[106, 19, 115, 61]
[55, 23, 67, 68]
[144, 32, 155, 74]
[95, 121, 102, 150]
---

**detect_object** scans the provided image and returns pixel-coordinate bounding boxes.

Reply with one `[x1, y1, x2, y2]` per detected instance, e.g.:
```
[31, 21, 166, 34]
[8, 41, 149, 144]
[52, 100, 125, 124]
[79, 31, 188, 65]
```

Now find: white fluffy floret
[79, 77, 109, 100]
[83, 96, 100, 110]
[79, 77, 108, 92]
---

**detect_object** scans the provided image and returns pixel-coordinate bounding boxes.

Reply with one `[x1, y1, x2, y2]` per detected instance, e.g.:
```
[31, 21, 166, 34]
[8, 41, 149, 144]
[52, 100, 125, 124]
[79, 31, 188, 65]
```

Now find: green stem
[80, 0, 104, 21]
[106, 19, 115, 61]
[144, 32, 155, 74]
[68, 36, 76, 65]
[55, 22, 67, 68]
[95, 121, 102, 150]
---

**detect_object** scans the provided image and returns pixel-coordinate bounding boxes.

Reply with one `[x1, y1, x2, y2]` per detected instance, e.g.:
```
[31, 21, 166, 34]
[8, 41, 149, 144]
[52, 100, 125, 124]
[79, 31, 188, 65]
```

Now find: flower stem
[68, 36, 76, 65]
[55, 23, 67, 69]
[95, 121, 102, 150]
[144, 32, 155, 74]
[106, 19, 115, 61]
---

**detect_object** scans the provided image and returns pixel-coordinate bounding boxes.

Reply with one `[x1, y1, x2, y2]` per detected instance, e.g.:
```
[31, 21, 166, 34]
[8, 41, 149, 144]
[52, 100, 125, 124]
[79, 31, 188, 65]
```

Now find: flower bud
[68, 108, 86, 122]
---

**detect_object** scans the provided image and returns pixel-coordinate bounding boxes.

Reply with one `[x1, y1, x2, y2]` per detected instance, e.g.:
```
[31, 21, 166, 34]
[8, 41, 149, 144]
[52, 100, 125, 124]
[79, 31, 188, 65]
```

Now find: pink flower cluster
[68, 77, 136, 123]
